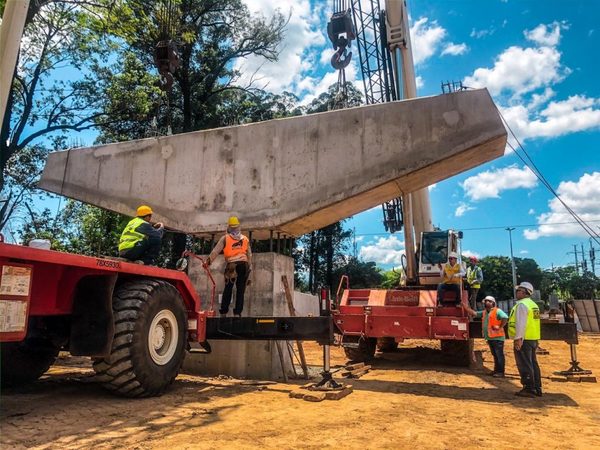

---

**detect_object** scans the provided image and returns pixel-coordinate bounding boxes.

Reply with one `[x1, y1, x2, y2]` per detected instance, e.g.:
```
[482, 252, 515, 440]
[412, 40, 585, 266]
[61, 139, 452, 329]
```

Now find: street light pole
[506, 227, 517, 298]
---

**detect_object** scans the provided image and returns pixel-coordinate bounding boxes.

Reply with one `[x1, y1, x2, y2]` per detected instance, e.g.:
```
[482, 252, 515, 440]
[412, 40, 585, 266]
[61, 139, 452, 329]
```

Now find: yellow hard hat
[228, 216, 240, 227]
[136, 205, 153, 217]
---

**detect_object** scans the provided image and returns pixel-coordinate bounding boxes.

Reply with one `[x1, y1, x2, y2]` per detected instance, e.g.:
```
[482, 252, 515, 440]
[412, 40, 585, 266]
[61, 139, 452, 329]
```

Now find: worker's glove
[153, 222, 164, 230]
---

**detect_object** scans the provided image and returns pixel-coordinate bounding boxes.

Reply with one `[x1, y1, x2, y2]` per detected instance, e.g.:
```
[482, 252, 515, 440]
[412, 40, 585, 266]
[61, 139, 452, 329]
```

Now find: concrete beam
[39, 89, 506, 237]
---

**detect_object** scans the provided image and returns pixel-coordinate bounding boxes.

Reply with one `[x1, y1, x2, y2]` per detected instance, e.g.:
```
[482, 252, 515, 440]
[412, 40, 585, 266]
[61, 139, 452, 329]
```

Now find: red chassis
[0, 242, 212, 347]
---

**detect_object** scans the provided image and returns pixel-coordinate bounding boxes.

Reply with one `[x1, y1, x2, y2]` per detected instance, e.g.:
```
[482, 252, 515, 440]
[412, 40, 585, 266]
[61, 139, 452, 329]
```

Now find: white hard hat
[448, 252, 458, 259]
[483, 295, 496, 304]
[516, 281, 534, 294]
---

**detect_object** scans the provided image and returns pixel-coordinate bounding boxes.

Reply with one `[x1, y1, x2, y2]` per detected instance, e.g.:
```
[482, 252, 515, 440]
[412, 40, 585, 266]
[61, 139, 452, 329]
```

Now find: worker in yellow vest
[508, 281, 542, 397]
[206, 216, 252, 317]
[465, 256, 483, 308]
[462, 295, 508, 377]
[118, 205, 164, 265]
[436, 252, 465, 306]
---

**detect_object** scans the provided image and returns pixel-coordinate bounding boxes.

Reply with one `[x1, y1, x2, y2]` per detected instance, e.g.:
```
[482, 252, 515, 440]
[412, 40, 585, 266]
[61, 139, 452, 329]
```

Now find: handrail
[182, 251, 216, 313]
[335, 275, 350, 307]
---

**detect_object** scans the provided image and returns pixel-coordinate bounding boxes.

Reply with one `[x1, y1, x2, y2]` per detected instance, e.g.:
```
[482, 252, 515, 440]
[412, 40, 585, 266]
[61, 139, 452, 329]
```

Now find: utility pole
[573, 244, 579, 274]
[590, 239, 597, 276]
[506, 227, 517, 298]
[581, 243, 588, 273]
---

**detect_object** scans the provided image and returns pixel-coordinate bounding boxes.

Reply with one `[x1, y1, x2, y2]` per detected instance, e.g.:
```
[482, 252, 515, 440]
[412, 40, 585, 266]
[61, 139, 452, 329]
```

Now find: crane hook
[331, 47, 353, 70]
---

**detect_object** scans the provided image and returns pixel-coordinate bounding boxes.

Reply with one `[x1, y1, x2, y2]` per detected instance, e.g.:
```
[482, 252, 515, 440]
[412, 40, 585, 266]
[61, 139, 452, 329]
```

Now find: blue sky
[238, 0, 600, 271]
[12, 0, 600, 272]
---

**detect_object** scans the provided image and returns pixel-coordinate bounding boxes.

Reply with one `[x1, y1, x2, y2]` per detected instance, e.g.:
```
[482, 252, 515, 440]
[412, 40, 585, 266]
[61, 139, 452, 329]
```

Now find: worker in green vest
[118, 205, 164, 265]
[465, 256, 483, 308]
[508, 281, 542, 398]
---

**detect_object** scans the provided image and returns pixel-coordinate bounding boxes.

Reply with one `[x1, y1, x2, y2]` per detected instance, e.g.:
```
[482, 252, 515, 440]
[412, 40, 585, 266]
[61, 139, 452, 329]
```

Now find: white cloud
[428, 183, 437, 191]
[461, 165, 538, 201]
[520, 250, 529, 254]
[415, 75, 424, 89]
[410, 18, 446, 65]
[501, 95, 600, 141]
[359, 235, 405, 265]
[524, 172, 600, 239]
[462, 250, 481, 259]
[236, 0, 325, 93]
[441, 42, 468, 56]
[528, 208, 535, 215]
[463, 45, 566, 97]
[524, 22, 565, 47]
[455, 202, 475, 217]
[470, 27, 494, 39]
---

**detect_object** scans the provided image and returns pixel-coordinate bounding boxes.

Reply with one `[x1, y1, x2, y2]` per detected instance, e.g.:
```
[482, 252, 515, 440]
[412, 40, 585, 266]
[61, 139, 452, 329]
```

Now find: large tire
[440, 339, 474, 367]
[93, 279, 187, 397]
[377, 337, 398, 353]
[344, 337, 377, 362]
[1, 338, 59, 387]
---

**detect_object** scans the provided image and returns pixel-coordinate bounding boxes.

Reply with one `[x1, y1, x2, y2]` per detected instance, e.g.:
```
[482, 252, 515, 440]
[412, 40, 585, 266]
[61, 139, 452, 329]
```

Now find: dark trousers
[487, 339, 505, 374]
[437, 283, 461, 305]
[120, 236, 161, 265]
[220, 262, 248, 316]
[514, 340, 542, 393]
[468, 288, 479, 308]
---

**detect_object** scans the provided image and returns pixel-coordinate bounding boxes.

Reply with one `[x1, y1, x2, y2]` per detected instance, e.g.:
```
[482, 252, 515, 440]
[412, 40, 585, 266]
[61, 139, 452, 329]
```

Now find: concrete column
[182, 252, 296, 380]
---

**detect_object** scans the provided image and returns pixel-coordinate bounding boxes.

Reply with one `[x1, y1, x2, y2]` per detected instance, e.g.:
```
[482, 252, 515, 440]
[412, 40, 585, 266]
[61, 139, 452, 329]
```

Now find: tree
[478, 256, 514, 301]
[304, 82, 363, 114]
[333, 257, 383, 290]
[1, 1, 119, 230]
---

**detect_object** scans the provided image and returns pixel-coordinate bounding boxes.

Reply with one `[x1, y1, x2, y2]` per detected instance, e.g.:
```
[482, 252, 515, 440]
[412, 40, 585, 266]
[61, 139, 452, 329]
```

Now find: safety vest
[223, 234, 249, 261]
[482, 307, 505, 339]
[443, 263, 461, 284]
[118, 217, 147, 252]
[466, 266, 481, 288]
[508, 298, 541, 340]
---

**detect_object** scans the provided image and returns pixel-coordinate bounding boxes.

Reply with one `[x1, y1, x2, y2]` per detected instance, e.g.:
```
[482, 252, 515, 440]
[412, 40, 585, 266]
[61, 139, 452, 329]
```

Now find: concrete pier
[39, 89, 507, 238]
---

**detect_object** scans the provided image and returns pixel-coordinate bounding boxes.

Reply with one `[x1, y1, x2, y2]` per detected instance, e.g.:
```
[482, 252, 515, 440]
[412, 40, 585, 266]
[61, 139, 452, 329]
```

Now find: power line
[495, 108, 600, 246]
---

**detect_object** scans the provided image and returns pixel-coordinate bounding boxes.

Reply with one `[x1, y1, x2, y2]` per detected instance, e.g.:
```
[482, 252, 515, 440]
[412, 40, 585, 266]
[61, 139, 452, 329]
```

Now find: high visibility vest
[466, 266, 481, 288]
[508, 298, 541, 340]
[223, 234, 249, 261]
[442, 263, 461, 284]
[482, 307, 505, 339]
[118, 217, 147, 252]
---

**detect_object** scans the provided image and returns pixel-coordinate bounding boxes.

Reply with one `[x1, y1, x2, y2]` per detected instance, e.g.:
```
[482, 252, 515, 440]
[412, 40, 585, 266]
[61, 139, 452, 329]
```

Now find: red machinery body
[332, 285, 470, 342]
[0, 242, 210, 345]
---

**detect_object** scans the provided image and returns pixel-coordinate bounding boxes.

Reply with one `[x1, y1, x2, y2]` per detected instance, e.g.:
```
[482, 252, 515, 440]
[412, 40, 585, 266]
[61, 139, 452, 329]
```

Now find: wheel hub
[148, 309, 179, 365]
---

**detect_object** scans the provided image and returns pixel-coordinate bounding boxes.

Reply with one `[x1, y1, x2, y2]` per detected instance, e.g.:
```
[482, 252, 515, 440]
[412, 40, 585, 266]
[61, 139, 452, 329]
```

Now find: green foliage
[304, 83, 363, 114]
[333, 257, 383, 290]
[380, 268, 405, 289]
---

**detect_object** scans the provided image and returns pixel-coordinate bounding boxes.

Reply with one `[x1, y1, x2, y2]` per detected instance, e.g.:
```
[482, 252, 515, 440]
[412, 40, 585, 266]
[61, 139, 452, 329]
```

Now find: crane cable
[495, 107, 600, 246]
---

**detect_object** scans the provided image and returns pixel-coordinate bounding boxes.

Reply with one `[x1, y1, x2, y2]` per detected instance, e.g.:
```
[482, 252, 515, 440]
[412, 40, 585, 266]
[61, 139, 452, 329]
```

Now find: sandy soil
[2, 336, 599, 450]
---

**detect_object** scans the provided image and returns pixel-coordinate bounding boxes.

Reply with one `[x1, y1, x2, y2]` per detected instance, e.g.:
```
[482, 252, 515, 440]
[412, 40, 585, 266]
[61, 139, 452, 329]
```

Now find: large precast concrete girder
[39, 89, 507, 238]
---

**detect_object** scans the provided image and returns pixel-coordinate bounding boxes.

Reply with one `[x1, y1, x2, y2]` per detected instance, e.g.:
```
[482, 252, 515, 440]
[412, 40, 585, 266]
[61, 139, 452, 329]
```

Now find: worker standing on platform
[206, 216, 252, 317]
[508, 281, 542, 398]
[462, 295, 508, 377]
[436, 252, 465, 306]
[118, 205, 164, 265]
[465, 256, 483, 308]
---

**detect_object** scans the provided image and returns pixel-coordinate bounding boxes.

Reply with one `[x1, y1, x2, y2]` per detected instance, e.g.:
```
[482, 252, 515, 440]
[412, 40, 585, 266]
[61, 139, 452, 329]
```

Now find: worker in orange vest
[462, 295, 508, 377]
[206, 216, 252, 317]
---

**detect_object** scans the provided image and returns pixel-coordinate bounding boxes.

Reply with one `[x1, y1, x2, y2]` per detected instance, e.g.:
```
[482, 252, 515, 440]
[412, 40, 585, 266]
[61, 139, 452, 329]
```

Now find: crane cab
[418, 229, 463, 286]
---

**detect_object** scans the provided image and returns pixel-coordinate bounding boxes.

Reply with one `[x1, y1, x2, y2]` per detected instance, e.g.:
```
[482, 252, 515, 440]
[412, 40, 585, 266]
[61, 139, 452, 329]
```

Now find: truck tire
[344, 337, 377, 362]
[93, 279, 187, 397]
[376, 337, 398, 352]
[0, 338, 59, 387]
[440, 339, 474, 367]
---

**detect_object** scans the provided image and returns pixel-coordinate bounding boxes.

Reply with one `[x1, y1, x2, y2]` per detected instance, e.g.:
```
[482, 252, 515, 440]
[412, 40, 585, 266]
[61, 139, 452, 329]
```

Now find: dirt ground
[2, 336, 600, 450]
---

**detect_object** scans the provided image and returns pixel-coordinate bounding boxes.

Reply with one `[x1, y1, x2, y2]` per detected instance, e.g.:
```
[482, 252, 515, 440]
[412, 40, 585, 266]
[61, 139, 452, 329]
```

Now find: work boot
[535, 389, 543, 397]
[234, 313, 242, 318]
[492, 372, 505, 378]
[515, 389, 536, 398]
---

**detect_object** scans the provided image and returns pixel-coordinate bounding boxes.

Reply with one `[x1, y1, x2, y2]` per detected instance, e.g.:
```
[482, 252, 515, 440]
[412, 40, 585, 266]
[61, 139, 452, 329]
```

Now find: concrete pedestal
[182, 252, 297, 380]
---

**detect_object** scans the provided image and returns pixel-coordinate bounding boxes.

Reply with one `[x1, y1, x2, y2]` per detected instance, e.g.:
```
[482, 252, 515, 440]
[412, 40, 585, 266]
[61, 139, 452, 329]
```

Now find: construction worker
[508, 281, 542, 398]
[118, 205, 164, 265]
[462, 295, 508, 377]
[206, 216, 252, 317]
[436, 252, 465, 306]
[465, 256, 483, 308]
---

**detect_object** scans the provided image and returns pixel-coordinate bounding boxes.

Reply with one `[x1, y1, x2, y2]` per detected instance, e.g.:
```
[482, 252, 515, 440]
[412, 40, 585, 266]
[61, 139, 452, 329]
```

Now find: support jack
[552, 343, 596, 382]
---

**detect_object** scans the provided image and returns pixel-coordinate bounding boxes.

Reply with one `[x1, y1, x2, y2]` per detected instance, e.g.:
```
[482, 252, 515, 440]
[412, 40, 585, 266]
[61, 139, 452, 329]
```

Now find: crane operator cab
[418, 229, 464, 287]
